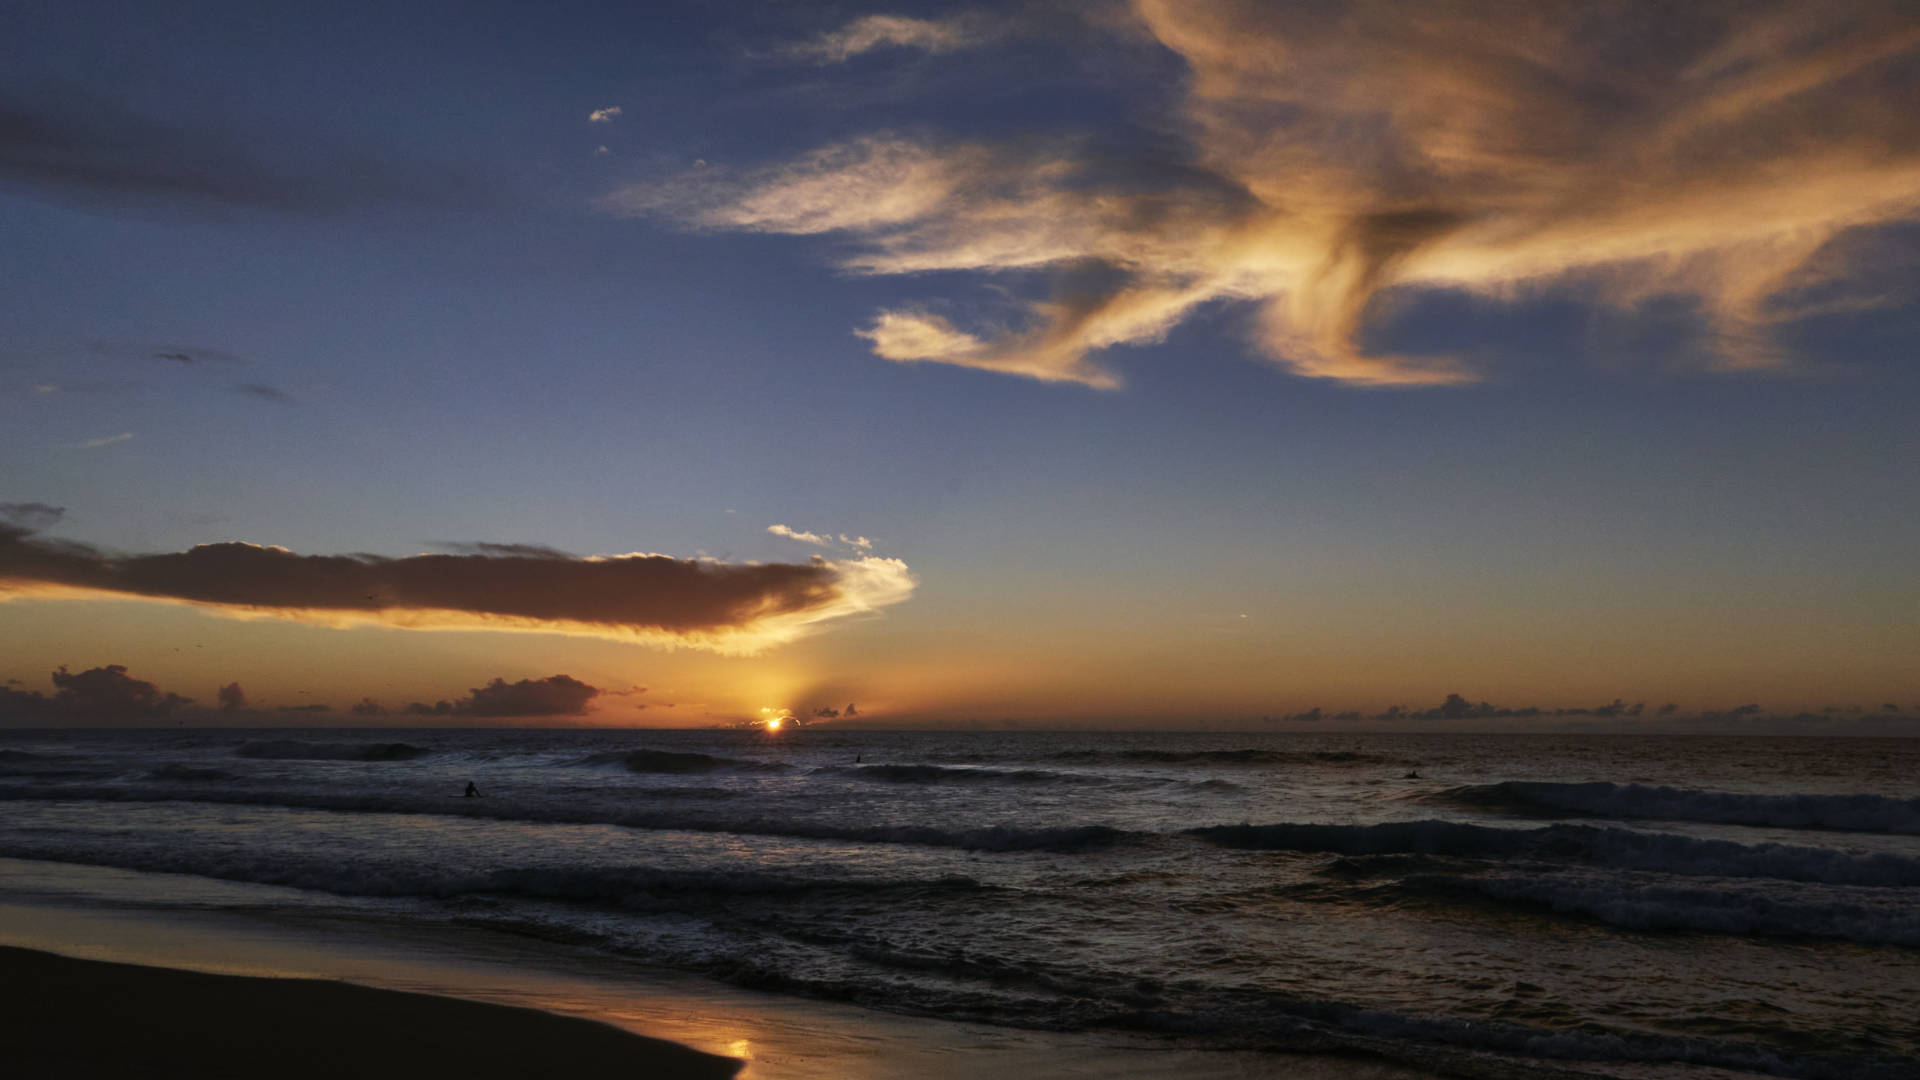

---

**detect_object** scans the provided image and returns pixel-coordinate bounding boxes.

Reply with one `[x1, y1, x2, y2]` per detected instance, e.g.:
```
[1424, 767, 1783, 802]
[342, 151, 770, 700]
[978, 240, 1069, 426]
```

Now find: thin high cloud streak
[613, 1, 1920, 388]
[0, 521, 915, 654]
[0, 84, 479, 216]
[69, 433, 133, 449]
[8, 343, 290, 403]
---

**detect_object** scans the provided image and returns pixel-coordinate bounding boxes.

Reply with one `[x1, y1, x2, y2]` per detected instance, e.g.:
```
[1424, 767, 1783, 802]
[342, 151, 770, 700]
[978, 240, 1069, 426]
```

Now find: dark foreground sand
[0, 945, 742, 1079]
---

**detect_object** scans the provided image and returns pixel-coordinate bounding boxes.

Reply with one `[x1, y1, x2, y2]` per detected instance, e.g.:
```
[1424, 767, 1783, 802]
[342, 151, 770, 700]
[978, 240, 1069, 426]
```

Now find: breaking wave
[234, 740, 430, 762]
[1439, 781, 1920, 834]
[146, 764, 231, 782]
[1407, 871, 1920, 948]
[1189, 819, 1920, 886]
[823, 763, 1108, 786]
[0, 783, 1137, 853]
[1051, 748, 1391, 767]
[577, 749, 788, 773]
[0, 836, 994, 908]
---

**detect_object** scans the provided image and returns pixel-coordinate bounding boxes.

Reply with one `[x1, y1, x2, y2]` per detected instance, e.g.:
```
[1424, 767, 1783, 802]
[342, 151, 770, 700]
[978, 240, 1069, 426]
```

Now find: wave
[822, 763, 1108, 786]
[577, 749, 788, 773]
[1051, 748, 1391, 767]
[1439, 781, 1920, 834]
[0, 783, 1138, 853]
[1189, 819, 1920, 885]
[234, 740, 430, 762]
[1407, 871, 1920, 948]
[146, 764, 231, 782]
[0, 837, 994, 910]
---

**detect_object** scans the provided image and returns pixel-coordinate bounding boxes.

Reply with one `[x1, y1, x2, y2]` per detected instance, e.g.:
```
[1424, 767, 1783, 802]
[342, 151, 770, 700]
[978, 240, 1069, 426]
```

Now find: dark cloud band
[0, 524, 913, 653]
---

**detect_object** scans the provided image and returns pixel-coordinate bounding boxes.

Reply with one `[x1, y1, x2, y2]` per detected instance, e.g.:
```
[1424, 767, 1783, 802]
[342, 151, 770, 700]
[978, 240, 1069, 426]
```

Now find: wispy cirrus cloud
[785, 13, 1006, 64]
[0, 503, 63, 531]
[69, 432, 133, 449]
[6, 342, 297, 405]
[235, 383, 293, 403]
[614, 1, 1920, 388]
[0, 84, 483, 216]
[0, 519, 915, 654]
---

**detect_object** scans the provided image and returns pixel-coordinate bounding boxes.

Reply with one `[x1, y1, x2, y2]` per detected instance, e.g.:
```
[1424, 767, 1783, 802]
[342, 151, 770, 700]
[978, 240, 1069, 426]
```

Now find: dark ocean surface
[1, 729, 1915, 1078]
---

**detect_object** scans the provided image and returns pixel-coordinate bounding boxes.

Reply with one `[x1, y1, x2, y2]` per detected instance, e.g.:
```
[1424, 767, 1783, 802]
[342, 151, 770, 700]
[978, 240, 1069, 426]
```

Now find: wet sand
[0, 870, 1443, 1080]
[0, 944, 742, 1079]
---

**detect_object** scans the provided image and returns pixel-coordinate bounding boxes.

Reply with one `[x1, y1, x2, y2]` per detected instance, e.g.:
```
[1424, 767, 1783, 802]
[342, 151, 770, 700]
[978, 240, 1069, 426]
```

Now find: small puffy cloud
[625, 2, 1920, 388]
[839, 534, 873, 552]
[768, 523, 831, 547]
[1, 664, 193, 723]
[0, 521, 914, 654]
[588, 106, 623, 124]
[216, 681, 247, 711]
[458, 674, 599, 717]
[51, 664, 192, 718]
[349, 697, 387, 716]
[787, 13, 1004, 64]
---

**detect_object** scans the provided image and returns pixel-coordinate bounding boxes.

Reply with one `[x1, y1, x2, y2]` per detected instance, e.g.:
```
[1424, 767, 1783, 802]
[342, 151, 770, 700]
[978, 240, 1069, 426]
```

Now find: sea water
[1, 728, 1915, 1078]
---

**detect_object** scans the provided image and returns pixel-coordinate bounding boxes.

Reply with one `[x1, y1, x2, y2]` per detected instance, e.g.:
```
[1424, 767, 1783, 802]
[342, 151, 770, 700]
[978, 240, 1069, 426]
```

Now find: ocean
[1, 728, 1915, 1079]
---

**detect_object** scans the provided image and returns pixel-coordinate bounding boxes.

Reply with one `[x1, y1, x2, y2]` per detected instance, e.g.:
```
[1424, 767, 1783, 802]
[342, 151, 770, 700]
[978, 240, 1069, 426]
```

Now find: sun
[765, 716, 784, 732]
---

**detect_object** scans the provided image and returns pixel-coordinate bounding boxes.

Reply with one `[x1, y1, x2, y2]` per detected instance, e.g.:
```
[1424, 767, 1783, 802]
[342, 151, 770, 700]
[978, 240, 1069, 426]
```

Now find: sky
[3, 0, 1917, 729]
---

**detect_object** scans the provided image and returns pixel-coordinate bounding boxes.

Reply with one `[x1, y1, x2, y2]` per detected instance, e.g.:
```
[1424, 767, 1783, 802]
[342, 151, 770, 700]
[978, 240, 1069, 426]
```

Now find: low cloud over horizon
[611, 1, 1920, 389]
[0, 514, 915, 653]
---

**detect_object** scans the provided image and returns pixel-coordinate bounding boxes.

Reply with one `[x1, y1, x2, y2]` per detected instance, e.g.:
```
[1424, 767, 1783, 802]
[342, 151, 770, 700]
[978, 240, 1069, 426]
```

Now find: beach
[1, 944, 741, 1079]
[0, 885, 1437, 1080]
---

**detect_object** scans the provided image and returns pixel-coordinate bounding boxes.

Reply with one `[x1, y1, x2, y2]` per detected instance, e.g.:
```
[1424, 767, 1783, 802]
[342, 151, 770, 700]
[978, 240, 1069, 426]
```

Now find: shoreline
[0, 944, 741, 1079]
[0, 864, 1442, 1079]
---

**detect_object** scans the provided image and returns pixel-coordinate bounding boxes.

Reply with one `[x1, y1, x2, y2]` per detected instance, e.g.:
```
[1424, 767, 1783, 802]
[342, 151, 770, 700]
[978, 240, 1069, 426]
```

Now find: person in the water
[464, 780, 481, 797]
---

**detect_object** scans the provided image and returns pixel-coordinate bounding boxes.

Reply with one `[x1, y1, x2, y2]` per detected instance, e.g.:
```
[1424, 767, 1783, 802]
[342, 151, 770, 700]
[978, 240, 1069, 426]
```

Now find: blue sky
[3, 1, 1917, 727]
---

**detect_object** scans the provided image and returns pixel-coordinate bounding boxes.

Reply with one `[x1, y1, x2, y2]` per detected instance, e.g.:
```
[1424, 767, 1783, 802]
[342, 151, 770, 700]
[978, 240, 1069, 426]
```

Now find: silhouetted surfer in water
[464, 780, 481, 798]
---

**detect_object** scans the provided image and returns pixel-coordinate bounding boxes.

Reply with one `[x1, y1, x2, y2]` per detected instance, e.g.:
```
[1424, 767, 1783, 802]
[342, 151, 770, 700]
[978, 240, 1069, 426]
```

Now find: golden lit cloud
[0, 523, 915, 655]
[614, 1, 1920, 388]
[766, 523, 831, 547]
[785, 13, 1004, 65]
